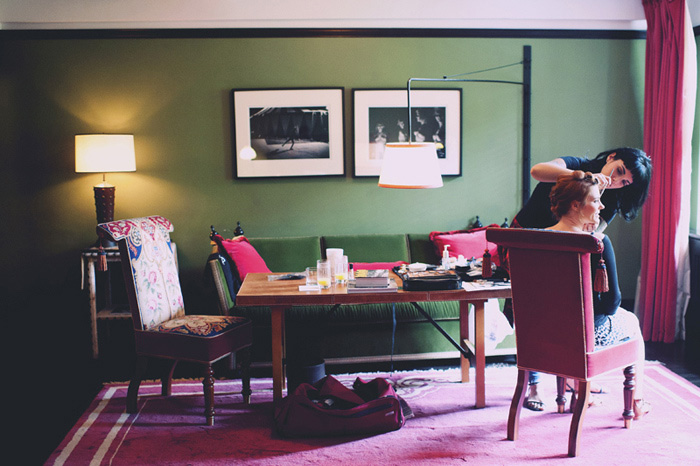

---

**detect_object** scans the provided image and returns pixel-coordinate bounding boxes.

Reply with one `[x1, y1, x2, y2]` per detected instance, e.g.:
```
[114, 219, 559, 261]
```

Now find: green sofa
[207, 232, 515, 367]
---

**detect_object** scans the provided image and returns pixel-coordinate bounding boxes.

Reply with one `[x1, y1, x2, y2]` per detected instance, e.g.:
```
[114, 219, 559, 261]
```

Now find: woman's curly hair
[549, 170, 598, 220]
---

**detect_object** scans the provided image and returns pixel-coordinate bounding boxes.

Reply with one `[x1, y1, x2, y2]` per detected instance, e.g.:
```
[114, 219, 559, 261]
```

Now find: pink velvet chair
[486, 227, 640, 457]
[97, 216, 253, 426]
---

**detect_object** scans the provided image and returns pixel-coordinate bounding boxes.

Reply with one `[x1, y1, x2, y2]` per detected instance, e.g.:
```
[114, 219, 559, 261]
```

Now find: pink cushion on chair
[430, 225, 501, 266]
[217, 235, 271, 280]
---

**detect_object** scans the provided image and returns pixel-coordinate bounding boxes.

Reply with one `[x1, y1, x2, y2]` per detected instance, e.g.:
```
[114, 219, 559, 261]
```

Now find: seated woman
[541, 170, 650, 418]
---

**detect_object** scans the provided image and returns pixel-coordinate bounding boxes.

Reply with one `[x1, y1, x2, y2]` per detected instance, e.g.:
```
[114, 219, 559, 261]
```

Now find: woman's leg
[524, 372, 544, 411]
[595, 308, 649, 416]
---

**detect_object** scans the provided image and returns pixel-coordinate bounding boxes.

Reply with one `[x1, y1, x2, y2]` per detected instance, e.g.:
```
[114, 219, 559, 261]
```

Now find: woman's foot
[565, 379, 608, 394]
[523, 384, 545, 411]
[633, 399, 651, 420]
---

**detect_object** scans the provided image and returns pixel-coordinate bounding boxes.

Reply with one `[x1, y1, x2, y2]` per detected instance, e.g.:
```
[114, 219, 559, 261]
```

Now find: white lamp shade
[75, 134, 136, 173]
[378, 142, 443, 189]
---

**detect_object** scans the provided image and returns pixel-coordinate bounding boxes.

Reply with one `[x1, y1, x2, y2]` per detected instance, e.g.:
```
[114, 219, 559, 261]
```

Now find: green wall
[1, 34, 647, 357]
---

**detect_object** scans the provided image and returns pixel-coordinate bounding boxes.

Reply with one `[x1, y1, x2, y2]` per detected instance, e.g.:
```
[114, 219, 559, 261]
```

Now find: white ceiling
[2, 0, 698, 31]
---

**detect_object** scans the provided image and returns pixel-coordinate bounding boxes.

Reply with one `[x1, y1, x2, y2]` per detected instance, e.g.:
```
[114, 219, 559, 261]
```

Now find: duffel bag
[273, 375, 406, 437]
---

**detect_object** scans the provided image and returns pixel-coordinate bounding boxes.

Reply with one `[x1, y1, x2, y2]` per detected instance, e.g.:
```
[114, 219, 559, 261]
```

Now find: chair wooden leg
[555, 376, 567, 414]
[127, 356, 148, 414]
[569, 379, 578, 413]
[507, 369, 528, 441]
[567, 381, 590, 457]
[623, 365, 636, 428]
[162, 360, 178, 396]
[203, 364, 215, 426]
[240, 347, 252, 404]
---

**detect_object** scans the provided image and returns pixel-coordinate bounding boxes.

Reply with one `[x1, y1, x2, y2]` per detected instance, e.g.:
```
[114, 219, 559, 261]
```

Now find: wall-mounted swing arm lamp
[379, 45, 532, 207]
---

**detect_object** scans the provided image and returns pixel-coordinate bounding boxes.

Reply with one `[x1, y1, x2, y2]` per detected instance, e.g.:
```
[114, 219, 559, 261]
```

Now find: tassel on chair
[594, 259, 609, 293]
[482, 248, 493, 278]
[97, 245, 108, 272]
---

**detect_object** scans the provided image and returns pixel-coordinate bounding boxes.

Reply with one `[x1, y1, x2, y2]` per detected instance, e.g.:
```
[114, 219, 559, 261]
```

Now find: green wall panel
[1, 35, 647, 318]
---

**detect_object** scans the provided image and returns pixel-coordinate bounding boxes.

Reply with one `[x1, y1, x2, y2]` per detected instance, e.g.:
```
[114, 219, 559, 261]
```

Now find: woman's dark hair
[593, 147, 652, 221]
[550, 170, 598, 220]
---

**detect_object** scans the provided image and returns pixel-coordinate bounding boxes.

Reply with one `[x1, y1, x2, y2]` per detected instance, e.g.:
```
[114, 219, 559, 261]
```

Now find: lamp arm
[406, 75, 525, 145]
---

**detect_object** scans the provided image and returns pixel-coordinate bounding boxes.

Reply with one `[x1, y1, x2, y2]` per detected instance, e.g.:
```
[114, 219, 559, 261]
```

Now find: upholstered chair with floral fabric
[97, 215, 253, 426]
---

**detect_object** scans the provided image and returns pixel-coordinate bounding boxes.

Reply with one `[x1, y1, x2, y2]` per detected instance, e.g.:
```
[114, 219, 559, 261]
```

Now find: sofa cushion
[407, 233, 439, 264]
[429, 225, 501, 266]
[249, 236, 322, 273]
[217, 235, 271, 280]
[322, 234, 410, 263]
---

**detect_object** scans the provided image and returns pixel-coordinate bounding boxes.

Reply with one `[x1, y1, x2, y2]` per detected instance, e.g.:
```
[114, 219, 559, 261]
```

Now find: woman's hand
[582, 222, 598, 232]
[593, 172, 612, 191]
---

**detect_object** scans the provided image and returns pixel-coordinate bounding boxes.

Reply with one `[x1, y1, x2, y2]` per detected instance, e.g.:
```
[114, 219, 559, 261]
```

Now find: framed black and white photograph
[352, 88, 462, 177]
[232, 88, 345, 178]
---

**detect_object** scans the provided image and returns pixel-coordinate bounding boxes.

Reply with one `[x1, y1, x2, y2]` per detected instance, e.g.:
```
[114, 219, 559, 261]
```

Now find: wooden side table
[80, 243, 178, 359]
[80, 247, 131, 359]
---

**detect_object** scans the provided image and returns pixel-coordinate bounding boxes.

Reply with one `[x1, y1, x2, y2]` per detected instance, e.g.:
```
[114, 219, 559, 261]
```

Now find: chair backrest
[97, 216, 184, 330]
[486, 228, 603, 379]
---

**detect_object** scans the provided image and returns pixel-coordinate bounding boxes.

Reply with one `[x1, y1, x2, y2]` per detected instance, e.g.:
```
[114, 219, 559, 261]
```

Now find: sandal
[523, 394, 545, 411]
[633, 399, 651, 420]
[565, 379, 608, 394]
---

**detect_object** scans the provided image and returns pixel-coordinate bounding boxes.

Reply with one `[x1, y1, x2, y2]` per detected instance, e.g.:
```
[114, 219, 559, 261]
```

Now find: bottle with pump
[442, 245, 451, 270]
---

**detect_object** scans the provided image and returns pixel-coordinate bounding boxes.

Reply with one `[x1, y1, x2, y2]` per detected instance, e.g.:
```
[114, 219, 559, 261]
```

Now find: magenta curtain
[639, 0, 687, 342]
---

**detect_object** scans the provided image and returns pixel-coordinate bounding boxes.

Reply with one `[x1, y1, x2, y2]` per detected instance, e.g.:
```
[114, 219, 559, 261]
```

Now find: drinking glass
[305, 267, 318, 286]
[334, 255, 349, 285]
[317, 260, 331, 289]
[326, 248, 343, 283]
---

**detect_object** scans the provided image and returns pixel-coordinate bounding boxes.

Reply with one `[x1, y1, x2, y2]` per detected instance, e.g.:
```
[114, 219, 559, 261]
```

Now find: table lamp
[75, 134, 136, 245]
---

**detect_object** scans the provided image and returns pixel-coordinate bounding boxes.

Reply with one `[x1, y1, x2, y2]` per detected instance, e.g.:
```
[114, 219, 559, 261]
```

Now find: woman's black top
[514, 157, 619, 229]
[593, 234, 622, 326]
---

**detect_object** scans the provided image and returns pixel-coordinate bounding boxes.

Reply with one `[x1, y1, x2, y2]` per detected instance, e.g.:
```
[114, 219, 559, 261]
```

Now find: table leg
[459, 300, 470, 383]
[87, 258, 99, 360]
[473, 299, 486, 408]
[270, 306, 286, 402]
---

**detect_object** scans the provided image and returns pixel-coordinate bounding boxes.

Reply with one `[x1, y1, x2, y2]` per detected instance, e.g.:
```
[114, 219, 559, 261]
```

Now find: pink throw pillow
[351, 261, 408, 271]
[217, 235, 271, 280]
[429, 225, 501, 266]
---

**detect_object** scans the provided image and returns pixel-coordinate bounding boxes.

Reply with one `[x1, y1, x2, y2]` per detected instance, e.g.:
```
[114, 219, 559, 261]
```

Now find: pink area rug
[47, 362, 700, 465]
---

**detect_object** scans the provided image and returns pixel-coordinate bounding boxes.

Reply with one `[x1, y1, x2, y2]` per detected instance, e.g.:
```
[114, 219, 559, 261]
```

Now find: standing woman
[504, 147, 652, 411]
[514, 147, 652, 233]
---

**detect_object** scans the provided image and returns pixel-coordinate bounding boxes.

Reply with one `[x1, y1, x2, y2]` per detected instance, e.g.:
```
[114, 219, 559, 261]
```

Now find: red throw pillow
[429, 225, 501, 266]
[351, 261, 408, 271]
[217, 235, 271, 280]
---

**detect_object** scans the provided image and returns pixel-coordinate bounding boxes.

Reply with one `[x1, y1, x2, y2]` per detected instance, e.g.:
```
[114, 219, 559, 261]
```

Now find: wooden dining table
[236, 272, 511, 407]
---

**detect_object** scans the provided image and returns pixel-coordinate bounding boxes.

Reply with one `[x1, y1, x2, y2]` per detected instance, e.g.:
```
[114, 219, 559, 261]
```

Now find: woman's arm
[530, 158, 570, 182]
[531, 156, 613, 189]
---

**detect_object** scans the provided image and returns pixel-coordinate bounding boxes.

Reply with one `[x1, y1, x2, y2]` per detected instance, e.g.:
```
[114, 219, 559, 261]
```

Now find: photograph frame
[352, 88, 462, 177]
[232, 88, 345, 179]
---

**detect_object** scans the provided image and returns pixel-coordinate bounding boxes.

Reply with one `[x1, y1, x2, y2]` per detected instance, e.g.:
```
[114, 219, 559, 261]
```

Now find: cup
[317, 260, 332, 289]
[326, 248, 344, 282]
[334, 255, 349, 285]
[305, 267, 318, 286]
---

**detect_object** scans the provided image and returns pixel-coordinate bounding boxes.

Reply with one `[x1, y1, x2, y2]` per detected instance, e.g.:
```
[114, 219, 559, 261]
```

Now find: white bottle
[441, 245, 451, 270]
